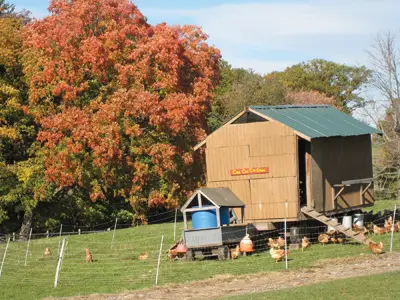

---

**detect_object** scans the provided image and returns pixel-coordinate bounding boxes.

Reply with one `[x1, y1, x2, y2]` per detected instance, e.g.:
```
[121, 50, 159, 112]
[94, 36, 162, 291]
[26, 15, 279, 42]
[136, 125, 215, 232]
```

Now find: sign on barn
[230, 167, 269, 176]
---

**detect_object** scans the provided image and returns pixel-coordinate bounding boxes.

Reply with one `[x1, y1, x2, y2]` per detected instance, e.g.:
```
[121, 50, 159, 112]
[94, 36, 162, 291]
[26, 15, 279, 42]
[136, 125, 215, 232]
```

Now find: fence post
[155, 235, 164, 285]
[46, 231, 49, 239]
[54, 238, 66, 288]
[390, 204, 397, 253]
[173, 208, 178, 241]
[111, 218, 118, 249]
[57, 224, 63, 255]
[78, 229, 81, 236]
[12, 232, 15, 242]
[284, 200, 288, 270]
[24, 228, 33, 267]
[0, 237, 10, 277]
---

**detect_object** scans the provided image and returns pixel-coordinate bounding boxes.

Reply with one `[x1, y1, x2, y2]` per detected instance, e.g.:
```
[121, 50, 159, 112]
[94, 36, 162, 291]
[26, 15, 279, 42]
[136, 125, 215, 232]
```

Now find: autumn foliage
[22, 0, 220, 216]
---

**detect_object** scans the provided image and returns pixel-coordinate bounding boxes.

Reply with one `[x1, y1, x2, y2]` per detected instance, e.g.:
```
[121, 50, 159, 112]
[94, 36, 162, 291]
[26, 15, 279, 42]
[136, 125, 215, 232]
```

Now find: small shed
[181, 187, 245, 229]
[194, 105, 381, 225]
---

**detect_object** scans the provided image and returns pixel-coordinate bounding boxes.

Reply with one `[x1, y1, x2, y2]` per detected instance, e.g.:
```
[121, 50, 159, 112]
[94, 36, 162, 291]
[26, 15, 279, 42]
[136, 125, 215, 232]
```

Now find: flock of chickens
[230, 215, 397, 263]
[40, 216, 397, 264]
[42, 246, 149, 262]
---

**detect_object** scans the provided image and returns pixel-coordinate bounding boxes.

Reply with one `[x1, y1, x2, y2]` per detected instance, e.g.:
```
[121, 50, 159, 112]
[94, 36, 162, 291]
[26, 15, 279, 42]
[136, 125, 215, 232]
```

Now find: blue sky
[12, 0, 400, 122]
[13, 0, 400, 74]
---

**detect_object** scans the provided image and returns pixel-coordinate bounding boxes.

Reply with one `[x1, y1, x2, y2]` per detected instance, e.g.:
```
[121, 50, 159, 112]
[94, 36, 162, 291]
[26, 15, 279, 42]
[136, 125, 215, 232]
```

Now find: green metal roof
[250, 105, 381, 139]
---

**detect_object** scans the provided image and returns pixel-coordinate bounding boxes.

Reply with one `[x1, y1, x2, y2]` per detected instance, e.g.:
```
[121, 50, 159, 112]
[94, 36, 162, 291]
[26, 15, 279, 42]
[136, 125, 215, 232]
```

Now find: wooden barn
[195, 105, 381, 227]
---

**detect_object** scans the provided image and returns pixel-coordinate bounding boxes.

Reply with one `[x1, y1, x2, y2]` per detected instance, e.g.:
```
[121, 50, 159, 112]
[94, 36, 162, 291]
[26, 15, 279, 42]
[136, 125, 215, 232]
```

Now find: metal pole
[390, 204, 397, 252]
[155, 235, 164, 285]
[24, 228, 33, 266]
[54, 238, 66, 288]
[57, 224, 63, 255]
[284, 200, 288, 270]
[0, 237, 10, 277]
[111, 218, 118, 248]
[173, 208, 177, 241]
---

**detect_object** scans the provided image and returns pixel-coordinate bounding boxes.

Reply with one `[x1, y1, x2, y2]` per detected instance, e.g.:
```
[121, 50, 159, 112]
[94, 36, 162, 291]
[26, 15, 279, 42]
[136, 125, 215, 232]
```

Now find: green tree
[267, 59, 371, 111]
[0, 9, 46, 236]
[208, 60, 288, 131]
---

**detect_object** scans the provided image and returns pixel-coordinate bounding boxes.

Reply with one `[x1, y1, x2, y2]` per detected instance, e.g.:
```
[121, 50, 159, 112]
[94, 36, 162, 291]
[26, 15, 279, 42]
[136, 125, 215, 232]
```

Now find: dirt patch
[48, 253, 400, 300]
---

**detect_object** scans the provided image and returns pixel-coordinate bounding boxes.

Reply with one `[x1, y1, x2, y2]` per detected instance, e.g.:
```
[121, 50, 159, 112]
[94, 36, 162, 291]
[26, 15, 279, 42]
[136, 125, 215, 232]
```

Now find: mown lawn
[1, 219, 399, 300]
[225, 271, 400, 300]
[363, 199, 400, 213]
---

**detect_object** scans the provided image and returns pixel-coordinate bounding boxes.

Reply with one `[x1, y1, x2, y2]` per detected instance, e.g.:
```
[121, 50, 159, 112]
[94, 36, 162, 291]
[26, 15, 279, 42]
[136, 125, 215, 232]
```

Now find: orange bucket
[239, 234, 254, 252]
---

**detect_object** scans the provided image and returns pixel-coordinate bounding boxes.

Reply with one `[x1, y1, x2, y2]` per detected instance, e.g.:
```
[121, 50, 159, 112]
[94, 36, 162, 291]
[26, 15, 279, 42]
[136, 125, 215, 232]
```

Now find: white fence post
[173, 208, 177, 241]
[78, 229, 81, 236]
[54, 238, 66, 288]
[284, 200, 288, 270]
[46, 231, 49, 239]
[155, 235, 164, 285]
[24, 228, 33, 266]
[0, 237, 10, 277]
[390, 204, 397, 253]
[111, 218, 118, 249]
[12, 232, 15, 241]
[57, 224, 63, 255]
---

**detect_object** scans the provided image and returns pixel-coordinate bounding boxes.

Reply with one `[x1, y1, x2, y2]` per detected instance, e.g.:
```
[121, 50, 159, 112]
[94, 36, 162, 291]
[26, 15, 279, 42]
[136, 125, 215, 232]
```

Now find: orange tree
[23, 0, 220, 220]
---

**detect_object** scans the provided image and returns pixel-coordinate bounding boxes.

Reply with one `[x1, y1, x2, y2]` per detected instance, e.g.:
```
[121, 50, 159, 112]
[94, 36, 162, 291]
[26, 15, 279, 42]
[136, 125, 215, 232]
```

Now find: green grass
[362, 199, 400, 213]
[225, 271, 400, 300]
[1, 221, 400, 300]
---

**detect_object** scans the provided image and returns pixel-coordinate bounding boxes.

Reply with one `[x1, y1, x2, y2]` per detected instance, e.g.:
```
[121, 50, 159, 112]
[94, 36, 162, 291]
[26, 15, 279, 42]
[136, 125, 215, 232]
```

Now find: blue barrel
[192, 206, 230, 229]
[220, 207, 230, 225]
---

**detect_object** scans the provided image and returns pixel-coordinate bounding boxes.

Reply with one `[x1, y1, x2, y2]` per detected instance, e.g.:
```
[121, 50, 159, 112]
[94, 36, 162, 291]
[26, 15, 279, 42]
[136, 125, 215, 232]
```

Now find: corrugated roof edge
[250, 104, 331, 109]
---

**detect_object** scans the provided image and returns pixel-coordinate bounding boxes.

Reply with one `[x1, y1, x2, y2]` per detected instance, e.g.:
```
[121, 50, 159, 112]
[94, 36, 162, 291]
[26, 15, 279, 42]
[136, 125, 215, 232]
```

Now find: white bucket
[353, 214, 364, 228]
[342, 216, 352, 229]
[328, 218, 338, 232]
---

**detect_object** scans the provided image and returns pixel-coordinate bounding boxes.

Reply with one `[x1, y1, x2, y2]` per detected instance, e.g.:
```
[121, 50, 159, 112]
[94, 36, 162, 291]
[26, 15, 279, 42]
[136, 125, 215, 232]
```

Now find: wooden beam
[216, 208, 221, 227]
[341, 178, 374, 186]
[183, 206, 217, 213]
[362, 182, 373, 195]
[332, 186, 345, 211]
[183, 212, 188, 229]
[197, 193, 202, 208]
[241, 207, 245, 224]
[193, 108, 248, 151]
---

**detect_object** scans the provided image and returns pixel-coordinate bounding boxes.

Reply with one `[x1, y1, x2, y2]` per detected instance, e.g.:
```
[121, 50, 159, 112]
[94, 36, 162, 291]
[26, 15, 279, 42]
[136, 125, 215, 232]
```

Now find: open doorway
[298, 138, 311, 207]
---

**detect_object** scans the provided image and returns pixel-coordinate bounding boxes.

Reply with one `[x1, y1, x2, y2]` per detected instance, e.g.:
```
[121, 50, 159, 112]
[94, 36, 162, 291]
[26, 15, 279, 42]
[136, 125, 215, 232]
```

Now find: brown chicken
[337, 237, 345, 244]
[138, 252, 149, 260]
[269, 247, 288, 262]
[268, 238, 281, 249]
[44, 247, 51, 256]
[318, 233, 330, 246]
[368, 241, 384, 255]
[373, 224, 386, 235]
[168, 249, 178, 260]
[230, 245, 241, 260]
[353, 224, 368, 234]
[301, 237, 310, 251]
[85, 248, 93, 263]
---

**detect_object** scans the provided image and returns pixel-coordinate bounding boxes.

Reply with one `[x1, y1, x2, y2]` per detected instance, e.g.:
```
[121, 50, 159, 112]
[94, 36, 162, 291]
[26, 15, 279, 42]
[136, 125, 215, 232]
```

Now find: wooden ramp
[301, 207, 372, 245]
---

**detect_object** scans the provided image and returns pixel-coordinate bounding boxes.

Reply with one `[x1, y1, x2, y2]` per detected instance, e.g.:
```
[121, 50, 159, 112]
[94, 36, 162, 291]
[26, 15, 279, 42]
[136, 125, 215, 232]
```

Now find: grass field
[363, 199, 400, 213]
[225, 271, 400, 300]
[0, 200, 399, 300]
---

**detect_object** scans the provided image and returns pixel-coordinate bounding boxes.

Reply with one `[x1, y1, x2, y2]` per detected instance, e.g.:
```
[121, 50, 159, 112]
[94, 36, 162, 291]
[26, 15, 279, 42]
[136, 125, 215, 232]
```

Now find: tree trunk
[19, 210, 33, 240]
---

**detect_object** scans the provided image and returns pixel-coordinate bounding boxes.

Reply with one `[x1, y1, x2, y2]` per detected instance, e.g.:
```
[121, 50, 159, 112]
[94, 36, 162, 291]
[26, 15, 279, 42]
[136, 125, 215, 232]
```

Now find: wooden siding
[205, 121, 298, 221]
[311, 135, 374, 212]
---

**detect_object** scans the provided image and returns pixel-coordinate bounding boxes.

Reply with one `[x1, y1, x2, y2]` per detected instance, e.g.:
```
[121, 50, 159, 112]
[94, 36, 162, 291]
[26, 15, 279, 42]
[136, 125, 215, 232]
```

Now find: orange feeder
[176, 242, 187, 254]
[239, 234, 254, 253]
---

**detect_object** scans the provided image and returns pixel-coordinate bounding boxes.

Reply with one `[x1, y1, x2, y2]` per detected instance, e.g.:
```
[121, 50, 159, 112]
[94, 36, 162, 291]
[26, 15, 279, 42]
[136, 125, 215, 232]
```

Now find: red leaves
[23, 0, 220, 209]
